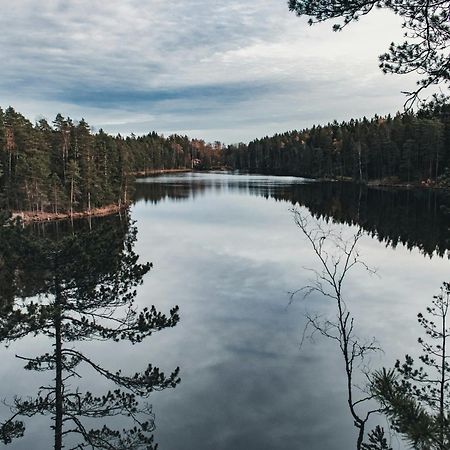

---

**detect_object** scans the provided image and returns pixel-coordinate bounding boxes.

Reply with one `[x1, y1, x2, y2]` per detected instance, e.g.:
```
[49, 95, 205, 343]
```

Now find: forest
[0, 107, 222, 215]
[0, 101, 449, 215]
[224, 101, 450, 183]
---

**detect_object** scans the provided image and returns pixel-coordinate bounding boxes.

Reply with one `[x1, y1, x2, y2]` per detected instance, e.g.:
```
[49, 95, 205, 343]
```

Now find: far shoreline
[131, 168, 192, 177]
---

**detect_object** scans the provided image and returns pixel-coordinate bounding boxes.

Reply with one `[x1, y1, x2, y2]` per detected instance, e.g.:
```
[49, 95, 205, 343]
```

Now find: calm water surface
[1, 172, 450, 449]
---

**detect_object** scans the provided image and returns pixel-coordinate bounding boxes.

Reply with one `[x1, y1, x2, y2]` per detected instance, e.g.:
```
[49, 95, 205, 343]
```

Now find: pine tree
[362, 426, 393, 450]
[372, 282, 450, 449]
[0, 216, 180, 449]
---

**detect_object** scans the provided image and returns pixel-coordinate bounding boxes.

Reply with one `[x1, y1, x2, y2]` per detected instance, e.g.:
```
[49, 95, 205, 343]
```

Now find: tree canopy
[288, 0, 450, 107]
[371, 282, 450, 449]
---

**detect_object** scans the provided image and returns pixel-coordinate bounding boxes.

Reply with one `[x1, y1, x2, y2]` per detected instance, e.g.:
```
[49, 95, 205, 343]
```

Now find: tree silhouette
[288, 0, 450, 108]
[361, 426, 393, 450]
[0, 215, 180, 449]
[293, 211, 383, 449]
[371, 282, 450, 449]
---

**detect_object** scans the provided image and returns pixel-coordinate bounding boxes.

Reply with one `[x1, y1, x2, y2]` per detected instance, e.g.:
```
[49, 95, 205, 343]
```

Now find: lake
[1, 172, 450, 450]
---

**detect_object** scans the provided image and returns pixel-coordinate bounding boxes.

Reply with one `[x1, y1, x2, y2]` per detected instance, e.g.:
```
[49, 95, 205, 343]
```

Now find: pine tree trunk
[70, 178, 74, 217]
[440, 302, 447, 449]
[436, 147, 439, 181]
[54, 281, 63, 450]
[357, 142, 362, 183]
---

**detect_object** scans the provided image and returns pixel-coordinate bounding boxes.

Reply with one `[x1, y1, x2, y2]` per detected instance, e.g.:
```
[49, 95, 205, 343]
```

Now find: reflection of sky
[1, 173, 449, 449]
[131, 174, 449, 450]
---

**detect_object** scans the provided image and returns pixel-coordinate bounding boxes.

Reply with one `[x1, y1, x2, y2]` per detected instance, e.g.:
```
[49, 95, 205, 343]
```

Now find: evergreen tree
[372, 282, 450, 449]
[287, 0, 450, 107]
[0, 216, 180, 449]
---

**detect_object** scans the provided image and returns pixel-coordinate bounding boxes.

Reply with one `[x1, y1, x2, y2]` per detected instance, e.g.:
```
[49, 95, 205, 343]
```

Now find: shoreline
[132, 168, 192, 177]
[318, 176, 449, 191]
[10, 203, 129, 225]
[8, 173, 449, 225]
[362, 179, 448, 191]
[237, 172, 450, 191]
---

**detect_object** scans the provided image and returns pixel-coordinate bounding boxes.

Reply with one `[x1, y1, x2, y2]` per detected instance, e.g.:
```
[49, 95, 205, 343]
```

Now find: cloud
[0, 0, 422, 142]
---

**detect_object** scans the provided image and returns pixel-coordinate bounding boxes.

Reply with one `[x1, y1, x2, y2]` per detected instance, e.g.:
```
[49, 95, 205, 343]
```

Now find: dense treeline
[130, 133, 223, 173]
[1, 103, 449, 215]
[0, 108, 128, 213]
[0, 107, 222, 214]
[224, 105, 450, 183]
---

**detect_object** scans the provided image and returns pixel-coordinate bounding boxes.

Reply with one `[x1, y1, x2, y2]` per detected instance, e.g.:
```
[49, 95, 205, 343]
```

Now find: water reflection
[135, 173, 450, 257]
[2, 173, 449, 450]
[0, 214, 180, 449]
[128, 173, 450, 450]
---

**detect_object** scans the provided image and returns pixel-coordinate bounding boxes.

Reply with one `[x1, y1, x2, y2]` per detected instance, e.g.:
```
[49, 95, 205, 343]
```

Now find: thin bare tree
[292, 210, 384, 450]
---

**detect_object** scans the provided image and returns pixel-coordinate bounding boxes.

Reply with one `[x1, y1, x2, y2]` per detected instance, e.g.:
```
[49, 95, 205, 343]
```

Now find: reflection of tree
[0, 419, 24, 445]
[285, 183, 450, 258]
[293, 211, 384, 450]
[0, 215, 180, 449]
[134, 178, 450, 257]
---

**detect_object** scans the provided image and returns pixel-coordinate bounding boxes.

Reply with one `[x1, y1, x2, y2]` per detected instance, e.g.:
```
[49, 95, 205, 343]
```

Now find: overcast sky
[0, 0, 420, 143]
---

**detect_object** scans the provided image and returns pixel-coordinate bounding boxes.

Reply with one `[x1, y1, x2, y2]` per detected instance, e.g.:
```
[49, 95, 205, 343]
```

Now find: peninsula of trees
[0, 101, 449, 218]
[0, 107, 222, 217]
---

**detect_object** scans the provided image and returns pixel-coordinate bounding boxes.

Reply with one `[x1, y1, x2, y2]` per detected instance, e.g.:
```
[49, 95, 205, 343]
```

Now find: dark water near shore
[1, 173, 450, 449]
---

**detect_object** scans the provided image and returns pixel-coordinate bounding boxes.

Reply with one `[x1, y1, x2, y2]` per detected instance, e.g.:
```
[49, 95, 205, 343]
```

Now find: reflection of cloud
[127, 179, 447, 450]
[133, 202, 354, 450]
[1, 175, 448, 449]
[1, 1, 420, 142]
